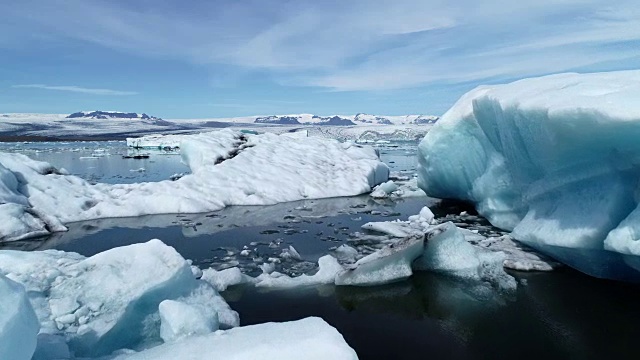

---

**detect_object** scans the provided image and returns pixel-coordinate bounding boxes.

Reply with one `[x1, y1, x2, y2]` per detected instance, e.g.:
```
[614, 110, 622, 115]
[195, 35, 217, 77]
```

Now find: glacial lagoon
[1, 140, 639, 359]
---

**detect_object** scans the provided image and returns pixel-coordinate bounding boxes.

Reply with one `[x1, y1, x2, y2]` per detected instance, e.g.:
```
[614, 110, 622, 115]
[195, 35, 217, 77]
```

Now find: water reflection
[226, 269, 640, 360]
[526, 243, 640, 282]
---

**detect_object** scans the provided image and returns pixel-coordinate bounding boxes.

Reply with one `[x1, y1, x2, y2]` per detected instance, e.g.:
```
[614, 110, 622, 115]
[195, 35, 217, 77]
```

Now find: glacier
[0, 129, 388, 242]
[417, 70, 640, 258]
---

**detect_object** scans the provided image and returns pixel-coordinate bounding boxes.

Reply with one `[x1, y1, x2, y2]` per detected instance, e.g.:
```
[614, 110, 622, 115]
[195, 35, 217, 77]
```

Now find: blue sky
[1, 0, 639, 118]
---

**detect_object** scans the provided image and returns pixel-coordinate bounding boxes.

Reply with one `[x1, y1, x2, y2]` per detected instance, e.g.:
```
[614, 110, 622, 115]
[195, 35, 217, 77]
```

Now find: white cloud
[12, 84, 138, 96]
[2, 0, 640, 91]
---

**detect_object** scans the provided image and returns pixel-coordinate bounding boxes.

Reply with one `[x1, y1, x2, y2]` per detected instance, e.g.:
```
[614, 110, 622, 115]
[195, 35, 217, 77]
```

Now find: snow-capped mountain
[0, 111, 439, 139]
[66, 111, 161, 120]
[177, 113, 439, 126]
[254, 115, 301, 125]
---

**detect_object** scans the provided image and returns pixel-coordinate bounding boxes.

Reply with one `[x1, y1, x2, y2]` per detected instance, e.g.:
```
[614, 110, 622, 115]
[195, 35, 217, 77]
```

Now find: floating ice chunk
[0, 240, 239, 358]
[370, 186, 388, 199]
[361, 220, 422, 238]
[280, 245, 302, 261]
[255, 255, 342, 288]
[159, 300, 218, 343]
[109, 317, 358, 360]
[0, 274, 39, 360]
[408, 206, 435, 226]
[390, 178, 427, 198]
[332, 245, 359, 264]
[201, 267, 252, 292]
[335, 235, 424, 286]
[370, 180, 398, 198]
[415, 223, 516, 291]
[371, 179, 426, 199]
[259, 262, 276, 275]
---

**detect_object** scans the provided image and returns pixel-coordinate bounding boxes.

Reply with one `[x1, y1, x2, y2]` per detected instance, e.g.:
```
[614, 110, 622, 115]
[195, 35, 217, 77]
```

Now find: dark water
[226, 268, 640, 360]
[3, 140, 640, 359]
[8, 196, 433, 276]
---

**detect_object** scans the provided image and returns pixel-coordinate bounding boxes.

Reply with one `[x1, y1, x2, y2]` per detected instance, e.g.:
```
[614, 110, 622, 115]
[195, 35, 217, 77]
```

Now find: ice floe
[240, 206, 551, 290]
[0, 130, 388, 242]
[370, 178, 426, 199]
[335, 235, 424, 286]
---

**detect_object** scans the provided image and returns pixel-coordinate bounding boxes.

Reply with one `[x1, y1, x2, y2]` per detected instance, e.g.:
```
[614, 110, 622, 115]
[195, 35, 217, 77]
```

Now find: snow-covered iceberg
[109, 317, 358, 360]
[417, 70, 640, 257]
[0, 130, 388, 242]
[0, 240, 238, 358]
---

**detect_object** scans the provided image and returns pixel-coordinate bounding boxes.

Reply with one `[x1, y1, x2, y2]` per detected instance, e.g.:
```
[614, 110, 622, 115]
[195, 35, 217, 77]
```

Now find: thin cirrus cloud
[11, 84, 138, 96]
[2, 0, 640, 92]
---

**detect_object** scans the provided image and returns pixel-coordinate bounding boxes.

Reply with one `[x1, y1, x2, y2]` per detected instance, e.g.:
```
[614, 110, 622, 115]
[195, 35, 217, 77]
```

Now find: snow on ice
[417, 70, 640, 256]
[109, 317, 358, 360]
[0, 240, 238, 358]
[0, 129, 388, 242]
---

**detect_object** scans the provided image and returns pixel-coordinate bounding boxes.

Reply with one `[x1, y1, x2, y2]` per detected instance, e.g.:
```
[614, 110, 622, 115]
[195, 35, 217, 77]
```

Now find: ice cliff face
[417, 70, 640, 256]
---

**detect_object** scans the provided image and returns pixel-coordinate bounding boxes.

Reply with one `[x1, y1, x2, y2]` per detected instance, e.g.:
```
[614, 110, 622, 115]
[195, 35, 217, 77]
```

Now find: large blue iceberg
[418, 70, 640, 261]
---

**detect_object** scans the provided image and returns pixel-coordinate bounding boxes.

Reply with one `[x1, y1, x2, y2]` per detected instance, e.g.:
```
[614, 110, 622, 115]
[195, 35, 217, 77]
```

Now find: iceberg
[417, 70, 640, 257]
[109, 317, 358, 360]
[0, 240, 238, 357]
[0, 130, 388, 242]
[0, 274, 39, 360]
[335, 235, 424, 286]
[414, 223, 517, 292]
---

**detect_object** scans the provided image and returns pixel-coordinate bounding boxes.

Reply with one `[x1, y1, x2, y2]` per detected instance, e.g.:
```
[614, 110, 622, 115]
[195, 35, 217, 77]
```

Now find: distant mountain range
[197, 113, 439, 126]
[43, 111, 439, 126]
[66, 111, 161, 120]
[0, 111, 439, 139]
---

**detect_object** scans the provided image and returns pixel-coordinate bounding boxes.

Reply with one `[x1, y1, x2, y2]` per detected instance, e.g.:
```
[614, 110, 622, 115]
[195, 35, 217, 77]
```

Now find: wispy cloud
[2, 0, 640, 91]
[12, 84, 138, 96]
